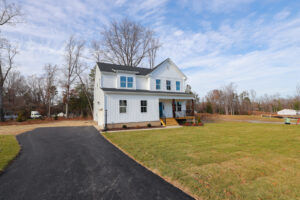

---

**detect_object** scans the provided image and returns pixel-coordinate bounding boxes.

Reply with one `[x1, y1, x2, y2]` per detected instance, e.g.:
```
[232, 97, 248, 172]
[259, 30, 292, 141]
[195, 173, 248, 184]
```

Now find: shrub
[16, 111, 28, 122]
[53, 115, 58, 120]
[197, 118, 201, 124]
[184, 122, 190, 126]
[147, 123, 151, 127]
[122, 125, 127, 129]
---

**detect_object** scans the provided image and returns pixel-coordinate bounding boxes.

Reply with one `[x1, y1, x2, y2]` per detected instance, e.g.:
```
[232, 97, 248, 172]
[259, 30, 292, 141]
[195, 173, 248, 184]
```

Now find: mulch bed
[103, 126, 163, 132]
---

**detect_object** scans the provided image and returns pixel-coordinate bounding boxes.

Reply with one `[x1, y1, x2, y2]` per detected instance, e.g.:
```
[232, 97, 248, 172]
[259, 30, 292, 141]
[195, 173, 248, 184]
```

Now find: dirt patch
[0, 117, 92, 126]
[0, 120, 95, 135]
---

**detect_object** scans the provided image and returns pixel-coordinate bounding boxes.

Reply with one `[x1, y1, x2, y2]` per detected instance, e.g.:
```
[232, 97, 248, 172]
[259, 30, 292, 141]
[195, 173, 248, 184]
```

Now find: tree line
[0, 0, 161, 121]
[196, 83, 300, 115]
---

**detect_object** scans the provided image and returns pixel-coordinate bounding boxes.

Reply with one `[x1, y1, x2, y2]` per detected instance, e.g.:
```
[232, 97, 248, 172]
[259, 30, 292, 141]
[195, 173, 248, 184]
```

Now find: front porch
[159, 98, 195, 126]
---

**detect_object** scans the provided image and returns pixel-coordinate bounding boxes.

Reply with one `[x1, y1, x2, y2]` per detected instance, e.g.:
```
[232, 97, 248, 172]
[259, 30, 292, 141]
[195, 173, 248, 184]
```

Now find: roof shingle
[97, 62, 153, 75]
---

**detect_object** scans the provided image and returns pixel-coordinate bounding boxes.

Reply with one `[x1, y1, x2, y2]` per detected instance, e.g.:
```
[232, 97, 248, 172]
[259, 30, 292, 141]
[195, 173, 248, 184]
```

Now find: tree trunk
[65, 103, 69, 118]
[48, 99, 51, 118]
[0, 86, 4, 122]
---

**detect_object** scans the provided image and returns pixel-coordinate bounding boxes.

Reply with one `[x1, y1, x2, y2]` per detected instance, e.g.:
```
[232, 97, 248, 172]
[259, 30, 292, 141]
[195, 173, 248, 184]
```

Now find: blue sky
[3, 0, 300, 97]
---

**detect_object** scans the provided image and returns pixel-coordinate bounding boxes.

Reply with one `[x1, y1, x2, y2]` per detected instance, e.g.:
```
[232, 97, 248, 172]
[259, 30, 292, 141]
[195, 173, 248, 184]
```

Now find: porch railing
[175, 110, 194, 118]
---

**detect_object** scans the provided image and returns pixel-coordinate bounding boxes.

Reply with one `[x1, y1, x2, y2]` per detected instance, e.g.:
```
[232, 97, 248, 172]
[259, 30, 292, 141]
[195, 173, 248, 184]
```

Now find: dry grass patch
[0, 120, 95, 135]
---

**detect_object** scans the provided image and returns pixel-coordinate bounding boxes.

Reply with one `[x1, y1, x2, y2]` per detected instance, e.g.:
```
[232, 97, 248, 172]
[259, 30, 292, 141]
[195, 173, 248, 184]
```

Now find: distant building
[277, 109, 300, 116]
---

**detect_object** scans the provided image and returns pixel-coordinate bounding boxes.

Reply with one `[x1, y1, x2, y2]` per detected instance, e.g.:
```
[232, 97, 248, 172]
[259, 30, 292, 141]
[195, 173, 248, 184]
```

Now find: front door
[159, 102, 164, 118]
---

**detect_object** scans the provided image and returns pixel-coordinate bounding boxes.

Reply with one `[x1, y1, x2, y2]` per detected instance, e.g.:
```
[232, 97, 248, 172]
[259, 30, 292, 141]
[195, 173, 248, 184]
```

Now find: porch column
[172, 99, 176, 118]
[191, 99, 195, 116]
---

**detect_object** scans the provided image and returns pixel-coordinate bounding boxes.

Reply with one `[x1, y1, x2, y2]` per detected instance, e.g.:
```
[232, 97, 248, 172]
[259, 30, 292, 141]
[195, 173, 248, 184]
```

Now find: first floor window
[166, 80, 171, 90]
[127, 77, 133, 88]
[156, 79, 161, 90]
[176, 101, 182, 112]
[141, 100, 147, 113]
[176, 81, 180, 91]
[120, 76, 126, 88]
[120, 100, 127, 113]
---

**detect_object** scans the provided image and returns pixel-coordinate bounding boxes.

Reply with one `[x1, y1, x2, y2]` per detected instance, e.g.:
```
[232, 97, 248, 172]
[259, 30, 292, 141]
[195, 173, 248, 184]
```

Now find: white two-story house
[93, 58, 195, 129]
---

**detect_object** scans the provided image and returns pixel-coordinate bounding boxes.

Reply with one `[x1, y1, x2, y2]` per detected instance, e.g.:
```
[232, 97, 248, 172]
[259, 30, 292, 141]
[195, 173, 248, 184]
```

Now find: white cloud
[2, 0, 300, 98]
[178, 0, 256, 13]
[274, 9, 290, 20]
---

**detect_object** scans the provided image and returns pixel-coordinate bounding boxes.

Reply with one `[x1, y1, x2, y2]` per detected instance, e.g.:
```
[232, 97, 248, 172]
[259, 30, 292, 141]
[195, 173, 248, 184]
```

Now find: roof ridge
[97, 62, 151, 70]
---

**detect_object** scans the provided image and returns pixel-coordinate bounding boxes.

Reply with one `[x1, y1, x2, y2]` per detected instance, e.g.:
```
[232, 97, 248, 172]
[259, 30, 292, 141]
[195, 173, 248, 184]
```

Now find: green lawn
[103, 122, 300, 200]
[0, 135, 20, 172]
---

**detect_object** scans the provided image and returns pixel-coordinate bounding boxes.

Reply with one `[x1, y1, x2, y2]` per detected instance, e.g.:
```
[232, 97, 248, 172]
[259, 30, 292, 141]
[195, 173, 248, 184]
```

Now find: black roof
[101, 88, 194, 97]
[97, 62, 154, 75]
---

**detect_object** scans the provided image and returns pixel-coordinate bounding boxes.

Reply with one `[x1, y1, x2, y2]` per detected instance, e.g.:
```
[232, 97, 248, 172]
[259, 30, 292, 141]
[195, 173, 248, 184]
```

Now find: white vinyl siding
[105, 94, 159, 124]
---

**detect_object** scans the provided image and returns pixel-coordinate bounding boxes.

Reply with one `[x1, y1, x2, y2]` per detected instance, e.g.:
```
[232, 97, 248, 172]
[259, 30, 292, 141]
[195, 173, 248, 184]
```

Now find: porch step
[165, 118, 179, 126]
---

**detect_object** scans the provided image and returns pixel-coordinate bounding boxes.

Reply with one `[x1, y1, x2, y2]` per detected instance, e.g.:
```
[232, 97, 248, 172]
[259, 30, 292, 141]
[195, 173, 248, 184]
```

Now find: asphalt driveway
[0, 126, 193, 200]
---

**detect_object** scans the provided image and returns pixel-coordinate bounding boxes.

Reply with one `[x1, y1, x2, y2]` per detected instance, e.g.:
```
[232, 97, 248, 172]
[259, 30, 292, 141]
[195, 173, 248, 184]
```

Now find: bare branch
[101, 19, 161, 67]
[0, 0, 22, 26]
[61, 35, 85, 118]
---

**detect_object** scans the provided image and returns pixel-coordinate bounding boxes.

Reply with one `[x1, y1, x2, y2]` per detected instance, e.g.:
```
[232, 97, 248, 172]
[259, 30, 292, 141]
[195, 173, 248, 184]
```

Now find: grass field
[0, 135, 20, 172]
[198, 114, 298, 123]
[103, 122, 300, 200]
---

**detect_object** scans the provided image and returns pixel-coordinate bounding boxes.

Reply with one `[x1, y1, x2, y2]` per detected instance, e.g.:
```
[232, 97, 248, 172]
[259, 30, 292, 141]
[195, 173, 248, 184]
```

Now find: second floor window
[176, 81, 180, 91]
[120, 76, 133, 88]
[156, 79, 161, 90]
[166, 80, 171, 90]
[141, 100, 147, 113]
[127, 77, 133, 88]
[119, 100, 127, 113]
[120, 76, 126, 88]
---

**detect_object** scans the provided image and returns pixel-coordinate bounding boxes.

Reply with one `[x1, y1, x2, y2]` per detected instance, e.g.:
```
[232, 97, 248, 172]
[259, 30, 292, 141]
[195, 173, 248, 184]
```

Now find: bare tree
[222, 83, 237, 115]
[26, 75, 46, 106]
[43, 64, 57, 117]
[296, 84, 300, 100]
[62, 36, 85, 118]
[102, 19, 160, 67]
[0, 0, 21, 26]
[0, 40, 17, 121]
[90, 40, 103, 62]
[75, 70, 93, 115]
[0, 0, 21, 121]
[148, 38, 160, 68]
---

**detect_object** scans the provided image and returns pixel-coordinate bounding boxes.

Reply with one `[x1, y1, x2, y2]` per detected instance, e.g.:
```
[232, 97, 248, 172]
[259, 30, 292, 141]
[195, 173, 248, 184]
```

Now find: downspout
[104, 94, 107, 131]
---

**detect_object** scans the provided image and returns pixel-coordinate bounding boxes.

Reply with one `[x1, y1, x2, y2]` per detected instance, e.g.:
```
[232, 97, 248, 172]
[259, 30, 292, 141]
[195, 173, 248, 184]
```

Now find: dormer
[96, 58, 188, 93]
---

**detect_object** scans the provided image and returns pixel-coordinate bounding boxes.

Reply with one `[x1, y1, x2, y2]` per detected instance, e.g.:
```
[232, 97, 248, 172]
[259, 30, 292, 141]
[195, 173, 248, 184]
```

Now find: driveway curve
[0, 126, 193, 200]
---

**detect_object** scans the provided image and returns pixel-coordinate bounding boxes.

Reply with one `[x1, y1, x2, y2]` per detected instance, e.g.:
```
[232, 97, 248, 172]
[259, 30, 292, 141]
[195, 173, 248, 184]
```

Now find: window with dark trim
[176, 101, 182, 111]
[156, 79, 161, 90]
[176, 81, 180, 91]
[119, 100, 127, 113]
[166, 80, 171, 90]
[141, 100, 147, 113]
[120, 76, 126, 88]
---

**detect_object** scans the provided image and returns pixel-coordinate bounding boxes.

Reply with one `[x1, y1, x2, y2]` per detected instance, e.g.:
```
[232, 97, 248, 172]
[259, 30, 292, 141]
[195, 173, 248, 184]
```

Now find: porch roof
[101, 88, 194, 98]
